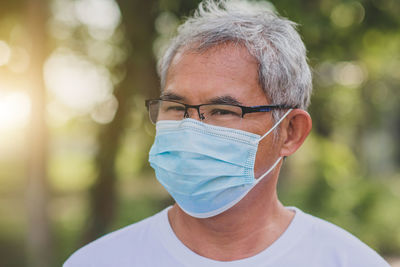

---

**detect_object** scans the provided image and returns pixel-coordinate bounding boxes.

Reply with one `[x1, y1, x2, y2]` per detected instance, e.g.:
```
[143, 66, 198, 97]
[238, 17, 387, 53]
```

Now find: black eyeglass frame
[145, 98, 297, 120]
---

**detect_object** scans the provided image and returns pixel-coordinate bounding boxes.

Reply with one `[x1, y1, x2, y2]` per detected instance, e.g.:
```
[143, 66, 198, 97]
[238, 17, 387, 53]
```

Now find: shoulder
[63, 208, 168, 267]
[295, 208, 389, 267]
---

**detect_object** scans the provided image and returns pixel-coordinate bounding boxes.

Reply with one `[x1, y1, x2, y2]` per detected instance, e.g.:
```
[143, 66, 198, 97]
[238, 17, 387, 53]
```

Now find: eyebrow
[160, 92, 186, 101]
[208, 95, 243, 106]
[160, 92, 243, 106]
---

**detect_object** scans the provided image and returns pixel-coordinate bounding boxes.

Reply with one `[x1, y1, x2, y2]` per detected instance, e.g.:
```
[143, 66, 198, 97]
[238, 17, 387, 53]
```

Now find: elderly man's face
[163, 43, 283, 178]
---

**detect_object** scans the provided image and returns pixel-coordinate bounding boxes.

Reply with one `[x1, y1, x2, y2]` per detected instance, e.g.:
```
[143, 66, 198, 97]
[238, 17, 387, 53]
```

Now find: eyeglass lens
[148, 100, 244, 127]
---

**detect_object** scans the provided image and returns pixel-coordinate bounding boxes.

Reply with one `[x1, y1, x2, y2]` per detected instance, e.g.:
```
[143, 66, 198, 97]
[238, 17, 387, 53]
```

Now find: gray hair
[158, 0, 312, 120]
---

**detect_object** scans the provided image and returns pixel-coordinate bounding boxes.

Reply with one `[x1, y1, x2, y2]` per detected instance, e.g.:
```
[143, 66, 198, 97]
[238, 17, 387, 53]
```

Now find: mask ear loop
[253, 109, 293, 182]
[259, 109, 293, 141]
[254, 156, 282, 182]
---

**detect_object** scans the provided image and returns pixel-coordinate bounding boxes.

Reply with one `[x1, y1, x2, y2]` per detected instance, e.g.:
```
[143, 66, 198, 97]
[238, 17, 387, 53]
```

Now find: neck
[167, 177, 295, 261]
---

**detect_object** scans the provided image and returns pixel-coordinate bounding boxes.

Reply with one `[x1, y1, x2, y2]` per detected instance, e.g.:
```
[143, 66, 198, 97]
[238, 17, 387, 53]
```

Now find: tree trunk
[25, 0, 52, 266]
[83, 0, 159, 243]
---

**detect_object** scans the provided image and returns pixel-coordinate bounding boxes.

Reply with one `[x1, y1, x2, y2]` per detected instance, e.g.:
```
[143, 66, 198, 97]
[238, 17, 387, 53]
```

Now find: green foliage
[272, 1, 400, 255]
[279, 134, 400, 254]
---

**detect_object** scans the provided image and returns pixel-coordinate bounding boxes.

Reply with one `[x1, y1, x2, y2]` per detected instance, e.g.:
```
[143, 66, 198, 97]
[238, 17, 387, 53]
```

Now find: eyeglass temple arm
[242, 104, 297, 114]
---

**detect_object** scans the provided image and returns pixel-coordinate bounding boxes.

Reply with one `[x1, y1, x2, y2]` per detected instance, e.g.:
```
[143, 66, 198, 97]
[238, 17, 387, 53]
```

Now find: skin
[162, 43, 312, 261]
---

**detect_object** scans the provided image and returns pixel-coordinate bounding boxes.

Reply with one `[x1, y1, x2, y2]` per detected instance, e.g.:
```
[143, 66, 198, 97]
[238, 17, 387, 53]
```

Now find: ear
[279, 109, 312, 157]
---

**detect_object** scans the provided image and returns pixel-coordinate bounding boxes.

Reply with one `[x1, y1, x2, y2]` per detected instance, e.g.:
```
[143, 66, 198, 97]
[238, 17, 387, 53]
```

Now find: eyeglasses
[145, 99, 295, 127]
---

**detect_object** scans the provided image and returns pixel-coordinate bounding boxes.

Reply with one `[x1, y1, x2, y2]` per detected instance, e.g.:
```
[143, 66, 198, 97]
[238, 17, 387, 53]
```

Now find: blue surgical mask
[148, 110, 291, 218]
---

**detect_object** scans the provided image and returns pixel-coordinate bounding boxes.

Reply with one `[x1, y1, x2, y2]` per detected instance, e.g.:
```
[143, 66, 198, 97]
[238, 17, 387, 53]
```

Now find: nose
[184, 107, 204, 121]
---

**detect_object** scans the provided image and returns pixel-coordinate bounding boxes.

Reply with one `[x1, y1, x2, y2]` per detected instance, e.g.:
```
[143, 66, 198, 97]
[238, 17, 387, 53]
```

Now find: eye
[160, 102, 185, 113]
[165, 105, 185, 111]
[210, 108, 241, 117]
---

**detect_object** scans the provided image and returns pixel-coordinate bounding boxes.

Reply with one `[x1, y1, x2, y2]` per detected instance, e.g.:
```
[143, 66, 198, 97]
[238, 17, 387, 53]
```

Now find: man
[65, 0, 390, 266]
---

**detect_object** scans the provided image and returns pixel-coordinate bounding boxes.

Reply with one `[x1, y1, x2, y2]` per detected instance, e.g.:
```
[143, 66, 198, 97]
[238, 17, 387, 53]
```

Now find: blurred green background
[0, 0, 399, 266]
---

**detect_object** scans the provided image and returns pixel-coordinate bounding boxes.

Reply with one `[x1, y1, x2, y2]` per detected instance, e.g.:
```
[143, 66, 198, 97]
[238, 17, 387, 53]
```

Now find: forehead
[163, 43, 268, 105]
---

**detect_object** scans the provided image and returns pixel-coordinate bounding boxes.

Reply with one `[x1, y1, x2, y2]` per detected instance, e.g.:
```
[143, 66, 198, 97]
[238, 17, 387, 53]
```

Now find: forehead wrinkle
[167, 43, 259, 86]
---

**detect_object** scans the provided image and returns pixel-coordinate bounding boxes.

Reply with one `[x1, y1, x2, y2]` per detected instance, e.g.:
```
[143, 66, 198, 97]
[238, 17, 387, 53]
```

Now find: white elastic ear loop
[255, 156, 282, 182]
[259, 109, 293, 141]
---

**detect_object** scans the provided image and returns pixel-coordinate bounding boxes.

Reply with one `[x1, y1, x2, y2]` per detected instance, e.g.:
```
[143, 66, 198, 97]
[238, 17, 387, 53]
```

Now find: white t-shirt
[64, 207, 389, 267]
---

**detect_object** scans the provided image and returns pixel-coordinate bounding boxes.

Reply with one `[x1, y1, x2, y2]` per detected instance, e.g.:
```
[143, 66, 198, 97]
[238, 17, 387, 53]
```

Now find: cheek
[253, 134, 281, 178]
